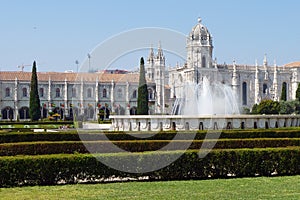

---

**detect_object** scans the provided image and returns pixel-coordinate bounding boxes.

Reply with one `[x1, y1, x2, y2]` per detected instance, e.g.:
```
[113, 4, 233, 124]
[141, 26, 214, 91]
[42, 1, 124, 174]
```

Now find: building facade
[0, 72, 159, 120]
[168, 18, 300, 112]
[1, 18, 300, 120]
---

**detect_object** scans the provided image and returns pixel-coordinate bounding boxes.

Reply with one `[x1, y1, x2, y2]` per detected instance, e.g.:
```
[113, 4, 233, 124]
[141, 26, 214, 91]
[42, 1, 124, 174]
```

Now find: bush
[1, 129, 300, 144]
[0, 138, 299, 156]
[251, 99, 280, 114]
[0, 148, 299, 187]
[0, 121, 74, 125]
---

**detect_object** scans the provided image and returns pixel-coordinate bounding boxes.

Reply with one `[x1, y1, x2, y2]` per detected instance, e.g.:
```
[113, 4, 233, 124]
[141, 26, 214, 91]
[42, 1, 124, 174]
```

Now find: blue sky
[1, 0, 300, 72]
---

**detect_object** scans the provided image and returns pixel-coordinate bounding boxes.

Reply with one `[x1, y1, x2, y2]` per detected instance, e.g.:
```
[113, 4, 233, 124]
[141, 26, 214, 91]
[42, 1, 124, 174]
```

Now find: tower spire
[254, 59, 260, 104]
[157, 41, 164, 59]
[273, 59, 278, 101]
[263, 53, 268, 68]
[147, 44, 154, 63]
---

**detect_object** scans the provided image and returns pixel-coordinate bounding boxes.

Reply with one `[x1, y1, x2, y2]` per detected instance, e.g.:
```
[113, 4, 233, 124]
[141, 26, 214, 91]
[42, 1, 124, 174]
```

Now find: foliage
[251, 99, 279, 114]
[252, 99, 300, 115]
[137, 57, 149, 115]
[241, 107, 250, 114]
[0, 138, 299, 156]
[1, 129, 300, 144]
[296, 83, 300, 101]
[280, 82, 287, 101]
[279, 100, 300, 114]
[29, 61, 41, 121]
[0, 148, 299, 187]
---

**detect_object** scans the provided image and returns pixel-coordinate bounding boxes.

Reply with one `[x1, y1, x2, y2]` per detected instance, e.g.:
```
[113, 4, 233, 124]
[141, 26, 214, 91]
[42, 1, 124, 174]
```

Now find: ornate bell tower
[186, 18, 214, 83]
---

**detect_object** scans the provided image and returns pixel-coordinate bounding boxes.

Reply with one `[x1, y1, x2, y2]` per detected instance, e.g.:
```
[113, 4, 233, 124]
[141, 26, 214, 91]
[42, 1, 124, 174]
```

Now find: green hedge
[0, 132, 80, 143]
[0, 148, 299, 187]
[1, 138, 299, 156]
[0, 121, 74, 125]
[1, 129, 300, 144]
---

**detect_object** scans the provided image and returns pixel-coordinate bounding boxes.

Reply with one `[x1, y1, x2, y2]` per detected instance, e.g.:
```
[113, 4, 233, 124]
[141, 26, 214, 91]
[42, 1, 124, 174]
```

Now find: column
[64, 78, 68, 117]
[111, 80, 115, 113]
[254, 61, 260, 104]
[232, 60, 239, 102]
[125, 81, 130, 115]
[95, 77, 99, 120]
[273, 62, 278, 101]
[14, 77, 19, 120]
[48, 77, 52, 112]
[80, 77, 84, 114]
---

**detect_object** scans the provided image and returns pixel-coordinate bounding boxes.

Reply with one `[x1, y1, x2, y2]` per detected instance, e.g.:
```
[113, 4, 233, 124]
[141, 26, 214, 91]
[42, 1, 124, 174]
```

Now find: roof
[0, 71, 142, 83]
[284, 61, 300, 68]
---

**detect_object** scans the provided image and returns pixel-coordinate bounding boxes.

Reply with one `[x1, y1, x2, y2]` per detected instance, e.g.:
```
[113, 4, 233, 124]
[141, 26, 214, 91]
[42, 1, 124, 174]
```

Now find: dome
[189, 18, 211, 41]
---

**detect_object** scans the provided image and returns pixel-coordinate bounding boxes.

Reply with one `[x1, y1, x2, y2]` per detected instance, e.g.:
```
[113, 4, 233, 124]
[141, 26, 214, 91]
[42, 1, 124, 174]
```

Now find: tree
[251, 99, 279, 114]
[296, 83, 300, 101]
[280, 82, 287, 101]
[137, 57, 149, 115]
[29, 61, 41, 121]
[279, 100, 295, 114]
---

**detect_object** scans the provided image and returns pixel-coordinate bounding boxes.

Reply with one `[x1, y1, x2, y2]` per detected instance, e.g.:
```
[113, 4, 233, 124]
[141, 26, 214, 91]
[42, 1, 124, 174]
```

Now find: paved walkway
[83, 122, 112, 130]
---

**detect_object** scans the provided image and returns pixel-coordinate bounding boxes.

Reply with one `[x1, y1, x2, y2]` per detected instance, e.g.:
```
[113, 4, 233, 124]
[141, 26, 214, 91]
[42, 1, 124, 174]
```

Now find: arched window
[148, 88, 154, 100]
[87, 88, 92, 98]
[201, 56, 206, 68]
[103, 88, 107, 98]
[5, 87, 10, 97]
[263, 83, 268, 94]
[72, 87, 76, 97]
[132, 90, 137, 99]
[117, 88, 122, 98]
[56, 88, 60, 97]
[242, 82, 247, 105]
[22, 88, 28, 97]
[39, 88, 44, 97]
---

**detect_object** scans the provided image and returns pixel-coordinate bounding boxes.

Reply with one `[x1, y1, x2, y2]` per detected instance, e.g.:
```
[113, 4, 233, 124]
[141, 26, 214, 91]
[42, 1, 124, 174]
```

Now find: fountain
[111, 73, 300, 131]
[172, 77, 240, 115]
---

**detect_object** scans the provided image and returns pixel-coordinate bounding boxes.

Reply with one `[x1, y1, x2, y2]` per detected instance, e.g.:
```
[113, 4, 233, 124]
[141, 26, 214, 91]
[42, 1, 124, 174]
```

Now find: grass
[0, 176, 299, 200]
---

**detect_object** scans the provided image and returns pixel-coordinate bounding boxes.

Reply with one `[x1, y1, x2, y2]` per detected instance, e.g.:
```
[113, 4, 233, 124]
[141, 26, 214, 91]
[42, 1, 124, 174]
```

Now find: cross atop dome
[198, 17, 202, 24]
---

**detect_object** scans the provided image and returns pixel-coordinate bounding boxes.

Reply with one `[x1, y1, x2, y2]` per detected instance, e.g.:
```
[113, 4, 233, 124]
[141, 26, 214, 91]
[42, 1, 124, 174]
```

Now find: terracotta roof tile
[284, 61, 300, 68]
[0, 71, 142, 83]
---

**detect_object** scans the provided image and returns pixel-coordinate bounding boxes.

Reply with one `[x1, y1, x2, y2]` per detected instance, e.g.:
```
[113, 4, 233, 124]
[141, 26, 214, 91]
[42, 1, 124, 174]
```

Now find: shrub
[0, 148, 299, 187]
[251, 99, 280, 114]
[1, 129, 300, 144]
[0, 138, 299, 156]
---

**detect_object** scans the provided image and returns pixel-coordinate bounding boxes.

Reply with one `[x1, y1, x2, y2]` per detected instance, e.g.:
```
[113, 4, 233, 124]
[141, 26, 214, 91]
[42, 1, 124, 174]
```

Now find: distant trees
[251, 99, 300, 115]
[137, 57, 149, 115]
[296, 83, 300, 101]
[251, 99, 280, 114]
[280, 82, 287, 101]
[29, 61, 41, 121]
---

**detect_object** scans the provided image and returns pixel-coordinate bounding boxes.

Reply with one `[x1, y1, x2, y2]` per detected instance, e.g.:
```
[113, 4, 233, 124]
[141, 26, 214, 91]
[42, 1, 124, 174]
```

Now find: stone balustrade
[110, 115, 300, 131]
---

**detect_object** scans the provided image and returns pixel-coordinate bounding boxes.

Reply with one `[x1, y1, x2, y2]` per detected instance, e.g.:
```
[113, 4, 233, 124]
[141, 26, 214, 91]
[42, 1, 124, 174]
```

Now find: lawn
[0, 176, 299, 200]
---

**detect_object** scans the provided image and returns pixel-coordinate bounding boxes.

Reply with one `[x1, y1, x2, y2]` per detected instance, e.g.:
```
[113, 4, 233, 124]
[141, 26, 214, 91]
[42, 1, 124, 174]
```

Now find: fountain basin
[110, 115, 300, 131]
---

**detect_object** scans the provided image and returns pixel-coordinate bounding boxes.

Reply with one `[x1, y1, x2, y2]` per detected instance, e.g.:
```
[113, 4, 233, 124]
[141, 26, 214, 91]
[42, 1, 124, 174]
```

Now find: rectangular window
[39, 88, 44, 97]
[72, 88, 76, 97]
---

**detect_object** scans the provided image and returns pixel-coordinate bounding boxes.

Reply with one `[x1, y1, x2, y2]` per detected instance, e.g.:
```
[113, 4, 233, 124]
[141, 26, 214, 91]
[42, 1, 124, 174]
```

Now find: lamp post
[75, 60, 79, 73]
[87, 54, 91, 72]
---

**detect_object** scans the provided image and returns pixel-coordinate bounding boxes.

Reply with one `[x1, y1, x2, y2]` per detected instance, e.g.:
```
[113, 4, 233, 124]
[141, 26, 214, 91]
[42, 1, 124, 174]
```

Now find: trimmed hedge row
[1, 129, 300, 143]
[0, 148, 299, 187]
[1, 138, 299, 156]
[0, 121, 74, 125]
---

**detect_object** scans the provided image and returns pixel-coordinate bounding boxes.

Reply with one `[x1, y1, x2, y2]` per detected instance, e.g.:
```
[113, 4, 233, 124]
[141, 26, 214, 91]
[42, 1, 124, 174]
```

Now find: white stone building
[1, 18, 300, 120]
[167, 18, 300, 112]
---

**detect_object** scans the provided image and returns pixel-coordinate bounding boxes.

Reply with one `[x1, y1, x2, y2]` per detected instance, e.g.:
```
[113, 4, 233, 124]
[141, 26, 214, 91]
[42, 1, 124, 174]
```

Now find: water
[172, 77, 240, 115]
